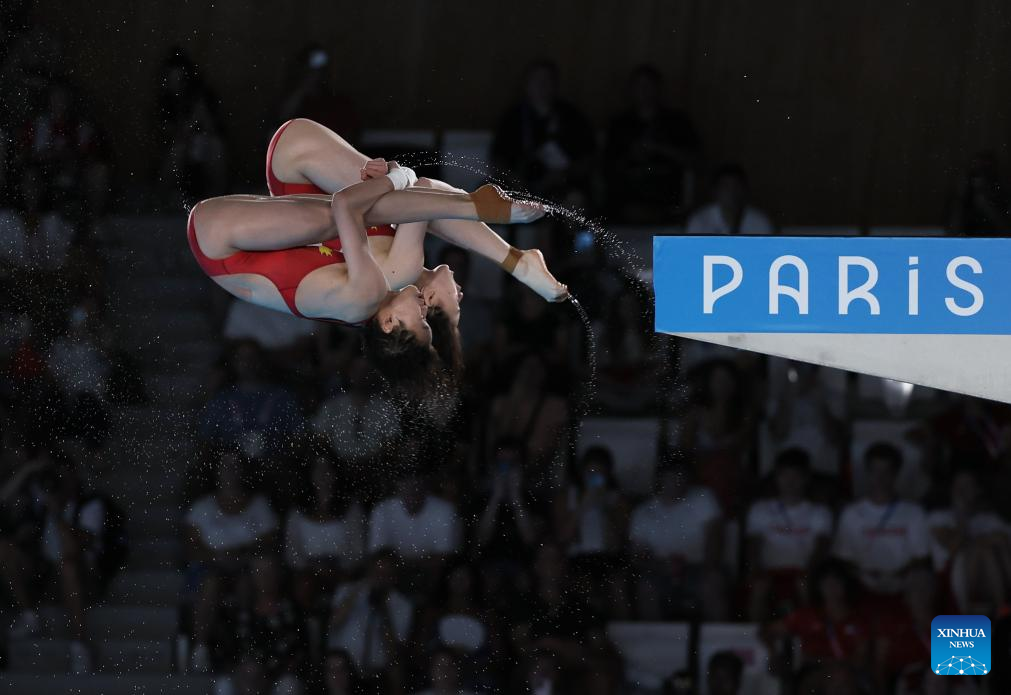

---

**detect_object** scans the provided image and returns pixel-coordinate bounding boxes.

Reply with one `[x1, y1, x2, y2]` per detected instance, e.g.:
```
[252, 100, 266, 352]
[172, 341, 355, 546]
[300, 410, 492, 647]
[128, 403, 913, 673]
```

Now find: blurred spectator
[185, 451, 279, 673]
[949, 151, 1011, 235]
[929, 395, 1011, 476]
[154, 47, 227, 205]
[0, 164, 74, 273]
[223, 300, 317, 355]
[746, 448, 833, 620]
[198, 341, 305, 458]
[833, 442, 930, 600]
[48, 300, 111, 452]
[0, 28, 64, 136]
[630, 455, 726, 620]
[226, 555, 307, 695]
[311, 355, 401, 463]
[515, 650, 567, 695]
[767, 361, 844, 477]
[579, 625, 623, 695]
[686, 164, 774, 235]
[1, 449, 49, 638]
[328, 550, 413, 690]
[487, 352, 569, 486]
[592, 287, 659, 413]
[4, 315, 67, 453]
[512, 544, 594, 675]
[474, 437, 542, 558]
[15, 79, 110, 217]
[412, 648, 476, 695]
[604, 64, 700, 222]
[682, 359, 755, 513]
[322, 648, 360, 695]
[873, 566, 944, 695]
[494, 284, 573, 362]
[417, 563, 489, 658]
[491, 60, 595, 206]
[222, 657, 269, 695]
[31, 462, 113, 674]
[278, 43, 360, 140]
[766, 560, 871, 671]
[554, 446, 630, 619]
[555, 446, 628, 558]
[707, 650, 744, 695]
[284, 454, 366, 610]
[927, 469, 1011, 614]
[368, 469, 462, 592]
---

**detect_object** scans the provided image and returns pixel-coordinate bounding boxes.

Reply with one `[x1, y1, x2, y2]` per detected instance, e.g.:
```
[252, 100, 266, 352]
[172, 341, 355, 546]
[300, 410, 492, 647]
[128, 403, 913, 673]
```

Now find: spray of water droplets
[394, 150, 664, 457]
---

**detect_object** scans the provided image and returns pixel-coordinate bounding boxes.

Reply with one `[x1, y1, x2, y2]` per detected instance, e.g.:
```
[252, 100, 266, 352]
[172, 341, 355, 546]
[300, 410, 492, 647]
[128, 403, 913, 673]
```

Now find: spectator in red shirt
[766, 561, 870, 670]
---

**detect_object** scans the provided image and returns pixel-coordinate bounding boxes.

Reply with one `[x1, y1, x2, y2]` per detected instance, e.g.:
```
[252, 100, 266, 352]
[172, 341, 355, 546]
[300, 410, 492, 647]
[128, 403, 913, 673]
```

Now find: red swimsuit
[186, 119, 395, 323]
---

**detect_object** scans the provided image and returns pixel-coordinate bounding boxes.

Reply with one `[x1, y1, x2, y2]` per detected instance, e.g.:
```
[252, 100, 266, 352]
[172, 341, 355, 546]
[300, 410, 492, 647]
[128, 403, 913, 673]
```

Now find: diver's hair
[362, 317, 444, 400]
[427, 306, 463, 386]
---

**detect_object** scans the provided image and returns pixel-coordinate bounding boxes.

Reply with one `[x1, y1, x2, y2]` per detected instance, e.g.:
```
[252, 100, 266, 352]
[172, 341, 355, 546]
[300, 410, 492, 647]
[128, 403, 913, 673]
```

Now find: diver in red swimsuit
[264, 118, 569, 306]
[188, 163, 544, 396]
[259, 118, 570, 385]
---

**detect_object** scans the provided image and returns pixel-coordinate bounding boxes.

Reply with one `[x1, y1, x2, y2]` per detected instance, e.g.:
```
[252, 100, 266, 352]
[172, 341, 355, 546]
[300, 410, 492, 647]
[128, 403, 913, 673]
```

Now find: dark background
[29, 0, 1011, 224]
[3, 2, 1011, 695]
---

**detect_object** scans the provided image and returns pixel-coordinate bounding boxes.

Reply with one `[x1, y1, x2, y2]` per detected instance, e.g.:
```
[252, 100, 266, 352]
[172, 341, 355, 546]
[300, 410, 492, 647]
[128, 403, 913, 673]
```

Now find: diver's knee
[416, 177, 463, 194]
[330, 187, 354, 214]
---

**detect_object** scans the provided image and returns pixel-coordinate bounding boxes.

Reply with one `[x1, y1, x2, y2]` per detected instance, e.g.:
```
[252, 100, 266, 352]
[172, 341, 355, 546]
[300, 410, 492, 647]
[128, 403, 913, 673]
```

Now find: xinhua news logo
[931, 615, 990, 676]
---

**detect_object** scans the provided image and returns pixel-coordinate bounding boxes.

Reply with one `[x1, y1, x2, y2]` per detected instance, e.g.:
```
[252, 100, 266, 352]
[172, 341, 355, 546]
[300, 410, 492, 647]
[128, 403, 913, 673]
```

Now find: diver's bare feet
[470, 184, 546, 224]
[511, 249, 568, 302]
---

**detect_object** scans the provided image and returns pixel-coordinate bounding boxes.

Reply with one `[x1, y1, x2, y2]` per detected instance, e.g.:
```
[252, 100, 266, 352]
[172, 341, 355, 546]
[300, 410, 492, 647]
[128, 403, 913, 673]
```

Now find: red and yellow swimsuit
[186, 120, 395, 324]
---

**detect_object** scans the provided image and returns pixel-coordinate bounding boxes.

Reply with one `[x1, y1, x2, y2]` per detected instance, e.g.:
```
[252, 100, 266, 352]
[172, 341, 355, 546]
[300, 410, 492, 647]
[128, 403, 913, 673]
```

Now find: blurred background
[2, 1, 1011, 694]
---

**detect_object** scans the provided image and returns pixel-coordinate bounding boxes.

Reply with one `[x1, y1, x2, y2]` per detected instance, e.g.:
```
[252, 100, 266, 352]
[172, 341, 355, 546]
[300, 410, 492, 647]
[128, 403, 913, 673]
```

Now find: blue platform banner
[653, 236, 1011, 334]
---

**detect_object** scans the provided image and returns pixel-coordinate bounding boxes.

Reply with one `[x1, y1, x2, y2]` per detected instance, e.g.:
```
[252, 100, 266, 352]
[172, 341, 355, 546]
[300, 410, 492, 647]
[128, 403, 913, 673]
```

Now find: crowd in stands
[3, 15, 1011, 695]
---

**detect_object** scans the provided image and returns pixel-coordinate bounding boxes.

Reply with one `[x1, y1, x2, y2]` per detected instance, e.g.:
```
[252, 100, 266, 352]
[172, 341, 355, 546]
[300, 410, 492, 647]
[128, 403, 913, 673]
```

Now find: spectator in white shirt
[928, 469, 1011, 614]
[48, 302, 111, 452]
[686, 164, 774, 236]
[312, 355, 400, 463]
[746, 448, 833, 620]
[554, 445, 632, 620]
[833, 443, 930, 599]
[223, 299, 317, 352]
[0, 166, 74, 273]
[368, 469, 462, 593]
[629, 455, 727, 620]
[767, 361, 844, 477]
[17, 463, 104, 674]
[329, 550, 413, 690]
[185, 451, 279, 673]
[285, 455, 366, 610]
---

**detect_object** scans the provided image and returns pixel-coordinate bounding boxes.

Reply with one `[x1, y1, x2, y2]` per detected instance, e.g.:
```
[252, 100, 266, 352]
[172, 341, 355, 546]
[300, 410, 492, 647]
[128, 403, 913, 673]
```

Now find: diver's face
[378, 286, 432, 345]
[420, 265, 463, 327]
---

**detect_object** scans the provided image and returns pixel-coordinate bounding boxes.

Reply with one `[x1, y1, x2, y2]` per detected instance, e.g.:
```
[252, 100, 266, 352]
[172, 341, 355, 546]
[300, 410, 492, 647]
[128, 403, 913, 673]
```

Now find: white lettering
[703, 256, 743, 314]
[937, 628, 986, 638]
[908, 256, 919, 316]
[769, 255, 809, 315]
[839, 256, 880, 315]
[945, 256, 984, 316]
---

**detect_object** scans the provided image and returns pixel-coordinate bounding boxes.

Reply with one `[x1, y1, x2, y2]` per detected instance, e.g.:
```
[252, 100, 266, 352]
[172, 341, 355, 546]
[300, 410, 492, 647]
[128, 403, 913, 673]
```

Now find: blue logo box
[931, 615, 991, 676]
[653, 236, 1011, 334]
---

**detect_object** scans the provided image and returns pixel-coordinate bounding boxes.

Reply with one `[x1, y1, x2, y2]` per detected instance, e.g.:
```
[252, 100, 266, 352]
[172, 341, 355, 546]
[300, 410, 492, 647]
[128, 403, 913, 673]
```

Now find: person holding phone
[554, 446, 631, 619]
[475, 438, 541, 554]
[554, 446, 629, 558]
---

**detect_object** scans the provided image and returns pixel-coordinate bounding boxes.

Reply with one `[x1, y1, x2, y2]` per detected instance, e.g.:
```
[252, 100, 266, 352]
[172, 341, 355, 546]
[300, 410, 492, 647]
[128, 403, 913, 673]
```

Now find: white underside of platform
[666, 332, 1011, 403]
